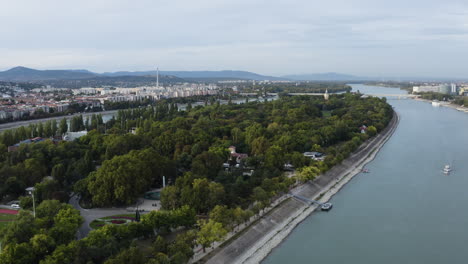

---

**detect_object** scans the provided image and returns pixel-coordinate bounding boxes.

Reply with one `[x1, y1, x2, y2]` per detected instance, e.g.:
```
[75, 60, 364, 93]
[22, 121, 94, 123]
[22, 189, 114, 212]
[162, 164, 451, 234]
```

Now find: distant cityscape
[412, 83, 468, 95]
[0, 82, 219, 121]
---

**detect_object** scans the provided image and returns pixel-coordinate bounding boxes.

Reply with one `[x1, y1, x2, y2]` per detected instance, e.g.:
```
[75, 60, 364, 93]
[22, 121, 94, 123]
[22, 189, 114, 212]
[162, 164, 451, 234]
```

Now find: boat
[432, 101, 441, 107]
[362, 168, 369, 173]
[443, 164, 451, 174]
[321, 202, 333, 211]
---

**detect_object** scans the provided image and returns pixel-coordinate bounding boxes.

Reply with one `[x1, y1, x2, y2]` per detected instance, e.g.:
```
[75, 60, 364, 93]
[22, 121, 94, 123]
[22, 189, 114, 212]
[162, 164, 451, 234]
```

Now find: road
[69, 195, 130, 239]
[0, 110, 119, 132]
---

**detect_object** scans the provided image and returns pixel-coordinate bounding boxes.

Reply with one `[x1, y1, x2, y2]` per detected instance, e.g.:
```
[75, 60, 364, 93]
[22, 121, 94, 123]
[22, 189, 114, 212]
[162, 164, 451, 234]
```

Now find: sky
[1, 0, 468, 78]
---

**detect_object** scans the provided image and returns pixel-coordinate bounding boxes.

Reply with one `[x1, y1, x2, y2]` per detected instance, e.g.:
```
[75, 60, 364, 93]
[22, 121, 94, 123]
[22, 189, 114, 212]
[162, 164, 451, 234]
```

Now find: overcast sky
[1, 0, 468, 77]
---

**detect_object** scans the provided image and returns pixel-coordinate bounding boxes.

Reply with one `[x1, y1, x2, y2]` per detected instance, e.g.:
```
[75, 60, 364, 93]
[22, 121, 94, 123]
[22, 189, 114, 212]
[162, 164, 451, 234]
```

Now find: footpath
[199, 112, 400, 264]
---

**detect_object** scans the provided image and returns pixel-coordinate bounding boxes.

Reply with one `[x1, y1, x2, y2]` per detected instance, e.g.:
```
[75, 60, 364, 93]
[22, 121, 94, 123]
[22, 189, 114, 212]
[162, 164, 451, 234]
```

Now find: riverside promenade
[203, 112, 399, 264]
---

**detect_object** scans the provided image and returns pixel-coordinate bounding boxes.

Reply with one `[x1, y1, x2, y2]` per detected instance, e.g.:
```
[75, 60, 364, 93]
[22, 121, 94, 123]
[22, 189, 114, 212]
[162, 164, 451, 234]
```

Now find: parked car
[10, 204, 20, 209]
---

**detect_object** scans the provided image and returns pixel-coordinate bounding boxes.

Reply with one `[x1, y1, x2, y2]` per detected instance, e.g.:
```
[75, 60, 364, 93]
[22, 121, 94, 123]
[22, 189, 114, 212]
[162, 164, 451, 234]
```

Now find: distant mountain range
[0, 66, 381, 82]
[282, 72, 367, 81]
[102, 70, 285, 81]
[0, 67, 286, 82]
[0, 66, 96, 81]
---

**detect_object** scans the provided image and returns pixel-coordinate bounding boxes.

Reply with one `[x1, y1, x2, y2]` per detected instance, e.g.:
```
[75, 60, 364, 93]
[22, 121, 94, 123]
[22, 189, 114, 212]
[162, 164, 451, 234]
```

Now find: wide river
[263, 84, 468, 264]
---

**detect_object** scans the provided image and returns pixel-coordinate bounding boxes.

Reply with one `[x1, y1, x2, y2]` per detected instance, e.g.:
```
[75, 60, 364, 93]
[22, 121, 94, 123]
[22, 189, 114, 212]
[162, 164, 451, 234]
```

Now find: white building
[63, 131, 88, 141]
[451, 83, 457, 94]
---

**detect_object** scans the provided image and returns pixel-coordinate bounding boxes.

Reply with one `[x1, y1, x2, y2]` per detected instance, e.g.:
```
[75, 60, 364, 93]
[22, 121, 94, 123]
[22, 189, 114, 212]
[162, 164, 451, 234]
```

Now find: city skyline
[2, 0, 468, 78]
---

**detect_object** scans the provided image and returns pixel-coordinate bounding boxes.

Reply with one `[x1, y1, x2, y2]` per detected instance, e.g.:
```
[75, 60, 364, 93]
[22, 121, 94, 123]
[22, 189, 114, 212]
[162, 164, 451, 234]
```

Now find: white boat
[443, 164, 451, 174]
[432, 101, 440, 107]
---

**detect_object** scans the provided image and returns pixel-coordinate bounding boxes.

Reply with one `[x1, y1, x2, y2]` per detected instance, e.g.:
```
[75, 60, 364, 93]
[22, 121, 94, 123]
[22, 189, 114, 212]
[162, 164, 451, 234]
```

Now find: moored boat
[321, 203, 333, 211]
[443, 164, 451, 174]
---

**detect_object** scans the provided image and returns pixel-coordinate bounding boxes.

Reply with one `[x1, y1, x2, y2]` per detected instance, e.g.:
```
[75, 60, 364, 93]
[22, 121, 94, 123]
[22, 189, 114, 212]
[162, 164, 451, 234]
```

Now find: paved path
[69, 195, 131, 239]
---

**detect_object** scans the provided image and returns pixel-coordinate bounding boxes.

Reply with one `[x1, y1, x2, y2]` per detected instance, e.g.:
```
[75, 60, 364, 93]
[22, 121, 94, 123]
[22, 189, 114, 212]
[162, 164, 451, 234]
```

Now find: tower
[324, 89, 329, 100]
[156, 67, 159, 88]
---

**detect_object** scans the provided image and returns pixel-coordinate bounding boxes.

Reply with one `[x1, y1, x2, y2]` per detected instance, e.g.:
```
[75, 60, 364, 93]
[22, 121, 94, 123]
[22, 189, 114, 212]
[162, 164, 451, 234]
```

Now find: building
[451, 83, 458, 95]
[412, 85, 451, 94]
[63, 131, 88, 141]
[324, 89, 329, 100]
[8, 137, 46, 152]
[228, 146, 248, 164]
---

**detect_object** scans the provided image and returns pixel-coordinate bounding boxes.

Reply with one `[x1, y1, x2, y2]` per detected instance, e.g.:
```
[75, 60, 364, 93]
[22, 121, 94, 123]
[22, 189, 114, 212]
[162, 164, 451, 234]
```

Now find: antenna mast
[156, 67, 159, 87]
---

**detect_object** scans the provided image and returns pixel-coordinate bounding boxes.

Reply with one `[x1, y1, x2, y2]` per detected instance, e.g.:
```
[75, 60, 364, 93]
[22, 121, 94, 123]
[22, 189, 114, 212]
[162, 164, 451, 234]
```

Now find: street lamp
[26, 187, 35, 218]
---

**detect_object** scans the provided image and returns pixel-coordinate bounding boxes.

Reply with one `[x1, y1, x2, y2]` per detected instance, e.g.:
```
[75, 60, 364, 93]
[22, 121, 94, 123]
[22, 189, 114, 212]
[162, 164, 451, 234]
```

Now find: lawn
[89, 214, 136, 229]
[0, 212, 17, 243]
[322, 110, 332, 117]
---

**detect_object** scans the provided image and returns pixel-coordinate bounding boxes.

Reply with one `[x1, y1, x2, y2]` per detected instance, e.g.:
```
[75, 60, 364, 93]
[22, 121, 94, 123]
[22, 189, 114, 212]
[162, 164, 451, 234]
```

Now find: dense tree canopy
[0, 92, 393, 264]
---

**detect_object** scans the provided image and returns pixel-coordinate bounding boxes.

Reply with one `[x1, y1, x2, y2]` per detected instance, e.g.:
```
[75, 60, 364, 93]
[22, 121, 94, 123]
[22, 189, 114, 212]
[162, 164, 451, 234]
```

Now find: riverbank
[414, 97, 468, 113]
[204, 111, 399, 264]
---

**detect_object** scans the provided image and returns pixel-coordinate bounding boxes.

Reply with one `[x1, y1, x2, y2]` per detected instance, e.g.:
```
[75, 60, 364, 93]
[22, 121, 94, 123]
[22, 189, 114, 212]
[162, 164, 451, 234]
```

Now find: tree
[30, 234, 56, 260]
[297, 166, 321, 182]
[1, 211, 37, 246]
[41, 241, 79, 264]
[87, 150, 156, 206]
[264, 145, 285, 169]
[51, 164, 67, 186]
[104, 247, 146, 264]
[197, 219, 227, 252]
[181, 178, 225, 214]
[167, 230, 197, 262]
[49, 207, 84, 245]
[59, 118, 68, 135]
[209, 205, 233, 229]
[51, 119, 58, 136]
[152, 236, 167, 255]
[367, 125, 377, 136]
[35, 200, 70, 228]
[250, 136, 269, 156]
[191, 151, 224, 179]
[160, 185, 179, 210]
[0, 242, 35, 264]
[252, 186, 269, 204]
[245, 123, 264, 146]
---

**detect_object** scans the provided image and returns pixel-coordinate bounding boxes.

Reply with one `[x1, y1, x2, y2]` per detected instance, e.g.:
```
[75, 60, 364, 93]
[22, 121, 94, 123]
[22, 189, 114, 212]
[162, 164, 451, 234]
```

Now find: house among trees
[8, 137, 46, 152]
[63, 130, 88, 141]
[303, 151, 325, 161]
[228, 146, 248, 164]
[360, 125, 368, 134]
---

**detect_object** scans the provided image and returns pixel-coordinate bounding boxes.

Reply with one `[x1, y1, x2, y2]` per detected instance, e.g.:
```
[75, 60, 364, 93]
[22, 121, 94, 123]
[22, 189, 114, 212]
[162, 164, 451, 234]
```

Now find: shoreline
[204, 111, 400, 264]
[414, 97, 468, 113]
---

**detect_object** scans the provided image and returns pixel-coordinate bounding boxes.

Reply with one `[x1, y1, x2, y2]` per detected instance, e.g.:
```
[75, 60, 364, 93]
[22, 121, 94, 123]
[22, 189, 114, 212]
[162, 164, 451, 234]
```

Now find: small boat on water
[432, 101, 441, 107]
[443, 164, 452, 174]
[321, 203, 333, 211]
[362, 168, 369, 173]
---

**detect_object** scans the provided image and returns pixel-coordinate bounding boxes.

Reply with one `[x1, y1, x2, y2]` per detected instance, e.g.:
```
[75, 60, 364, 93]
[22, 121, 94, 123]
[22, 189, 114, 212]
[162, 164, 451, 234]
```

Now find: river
[263, 84, 468, 264]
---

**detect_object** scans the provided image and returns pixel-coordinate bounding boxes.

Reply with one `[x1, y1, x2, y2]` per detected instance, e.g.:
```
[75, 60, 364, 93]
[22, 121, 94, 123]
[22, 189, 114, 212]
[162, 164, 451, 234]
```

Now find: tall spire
[156, 67, 159, 87]
[324, 89, 329, 100]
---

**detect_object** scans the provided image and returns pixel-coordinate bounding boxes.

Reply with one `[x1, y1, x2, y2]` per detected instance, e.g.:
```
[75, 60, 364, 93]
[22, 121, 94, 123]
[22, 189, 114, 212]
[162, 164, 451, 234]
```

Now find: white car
[10, 204, 20, 209]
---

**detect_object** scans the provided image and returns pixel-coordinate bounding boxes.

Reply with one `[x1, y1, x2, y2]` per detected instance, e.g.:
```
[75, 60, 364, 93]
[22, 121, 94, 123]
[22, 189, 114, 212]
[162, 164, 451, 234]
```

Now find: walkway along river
[263, 84, 468, 264]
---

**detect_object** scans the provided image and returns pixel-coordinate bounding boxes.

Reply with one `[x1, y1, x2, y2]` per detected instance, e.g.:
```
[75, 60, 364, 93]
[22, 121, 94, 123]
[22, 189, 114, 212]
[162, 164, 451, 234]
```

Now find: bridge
[284, 93, 418, 98]
[290, 193, 325, 206]
[364, 94, 418, 98]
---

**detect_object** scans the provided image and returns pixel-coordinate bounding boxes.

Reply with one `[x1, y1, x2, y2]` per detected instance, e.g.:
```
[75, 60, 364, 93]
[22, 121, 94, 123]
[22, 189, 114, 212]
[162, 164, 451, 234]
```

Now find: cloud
[1, 0, 468, 77]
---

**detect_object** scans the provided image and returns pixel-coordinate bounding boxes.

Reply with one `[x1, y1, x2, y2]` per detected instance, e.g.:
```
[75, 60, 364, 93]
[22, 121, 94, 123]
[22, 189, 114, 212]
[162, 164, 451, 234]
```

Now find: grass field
[322, 110, 332, 117]
[0, 213, 17, 243]
[89, 214, 136, 229]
